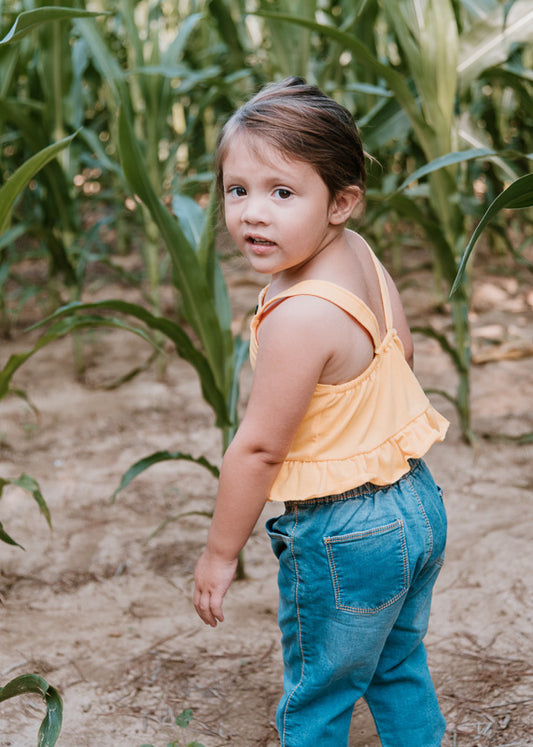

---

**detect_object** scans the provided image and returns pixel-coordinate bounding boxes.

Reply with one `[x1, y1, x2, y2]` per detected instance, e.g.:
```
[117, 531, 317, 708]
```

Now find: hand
[193, 548, 238, 627]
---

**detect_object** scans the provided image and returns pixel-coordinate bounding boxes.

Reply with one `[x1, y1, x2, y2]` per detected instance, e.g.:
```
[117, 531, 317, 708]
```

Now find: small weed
[140, 708, 206, 747]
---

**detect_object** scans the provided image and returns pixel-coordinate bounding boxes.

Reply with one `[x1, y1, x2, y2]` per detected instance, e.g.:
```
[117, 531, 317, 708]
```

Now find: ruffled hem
[268, 406, 449, 503]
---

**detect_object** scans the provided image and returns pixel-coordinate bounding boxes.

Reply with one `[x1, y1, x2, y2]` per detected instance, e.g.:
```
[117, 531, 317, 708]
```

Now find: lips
[245, 233, 276, 247]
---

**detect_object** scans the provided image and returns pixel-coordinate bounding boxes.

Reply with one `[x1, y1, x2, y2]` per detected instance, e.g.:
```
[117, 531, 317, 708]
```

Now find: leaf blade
[112, 450, 220, 501]
[451, 173, 533, 295]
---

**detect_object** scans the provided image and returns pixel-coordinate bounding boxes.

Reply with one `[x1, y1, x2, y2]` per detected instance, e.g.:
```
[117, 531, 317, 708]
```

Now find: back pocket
[324, 519, 409, 614]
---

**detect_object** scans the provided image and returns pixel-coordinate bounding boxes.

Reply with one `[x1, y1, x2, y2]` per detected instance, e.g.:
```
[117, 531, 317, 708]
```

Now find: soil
[0, 246, 532, 747]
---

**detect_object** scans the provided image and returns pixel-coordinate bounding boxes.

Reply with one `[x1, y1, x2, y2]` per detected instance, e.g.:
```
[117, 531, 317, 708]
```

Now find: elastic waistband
[284, 458, 422, 512]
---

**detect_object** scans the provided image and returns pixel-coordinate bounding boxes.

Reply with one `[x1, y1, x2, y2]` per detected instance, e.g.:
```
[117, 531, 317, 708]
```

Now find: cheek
[224, 202, 234, 225]
[224, 204, 240, 236]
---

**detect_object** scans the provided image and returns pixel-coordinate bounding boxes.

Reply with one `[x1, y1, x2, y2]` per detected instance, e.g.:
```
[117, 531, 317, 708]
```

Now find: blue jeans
[265, 459, 447, 747]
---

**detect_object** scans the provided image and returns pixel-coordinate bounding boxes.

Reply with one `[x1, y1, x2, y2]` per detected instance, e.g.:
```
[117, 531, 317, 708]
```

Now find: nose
[240, 194, 267, 225]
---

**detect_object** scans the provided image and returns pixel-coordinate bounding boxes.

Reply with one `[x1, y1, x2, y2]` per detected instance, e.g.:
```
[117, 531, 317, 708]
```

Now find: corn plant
[0, 3, 107, 291]
[0, 473, 51, 548]
[0, 2, 116, 379]
[452, 172, 533, 292]
[256, 0, 533, 441]
[0, 673, 62, 747]
[0, 121, 76, 544]
[0, 104, 248, 488]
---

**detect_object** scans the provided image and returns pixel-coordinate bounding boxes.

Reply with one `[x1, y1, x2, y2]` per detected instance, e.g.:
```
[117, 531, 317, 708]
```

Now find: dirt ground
[0, 246, 532, 747]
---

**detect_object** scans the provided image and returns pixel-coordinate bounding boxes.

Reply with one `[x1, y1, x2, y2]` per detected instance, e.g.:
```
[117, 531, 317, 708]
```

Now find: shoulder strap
[362, 240, 394, 330]
[258, 280, 382, 349]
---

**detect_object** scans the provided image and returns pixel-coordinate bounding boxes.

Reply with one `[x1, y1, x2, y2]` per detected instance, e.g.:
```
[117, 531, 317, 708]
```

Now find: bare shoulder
[258, 294, 339, 355]
[258, 292, 374, 384]
[260, 292, 346, 336]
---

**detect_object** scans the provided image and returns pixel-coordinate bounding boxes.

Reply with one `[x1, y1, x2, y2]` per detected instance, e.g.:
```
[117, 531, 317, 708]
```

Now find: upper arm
[384, 270, 414, 368]
[235, 297, 331, 462]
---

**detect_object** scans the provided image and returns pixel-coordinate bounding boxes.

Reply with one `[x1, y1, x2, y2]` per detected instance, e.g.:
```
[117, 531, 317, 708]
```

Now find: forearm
[194, 436, 283, 626]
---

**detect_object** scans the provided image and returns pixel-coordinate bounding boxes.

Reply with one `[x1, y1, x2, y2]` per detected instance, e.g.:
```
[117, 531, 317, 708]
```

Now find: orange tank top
[249, 248, 449, 503]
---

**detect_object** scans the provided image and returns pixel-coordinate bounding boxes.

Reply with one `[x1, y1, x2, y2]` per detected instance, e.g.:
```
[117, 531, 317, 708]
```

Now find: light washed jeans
[266, 459, 447, 747]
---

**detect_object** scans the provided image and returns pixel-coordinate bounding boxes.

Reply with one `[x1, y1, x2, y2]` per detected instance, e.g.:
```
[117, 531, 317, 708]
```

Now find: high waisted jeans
[265, 459, 447, 747]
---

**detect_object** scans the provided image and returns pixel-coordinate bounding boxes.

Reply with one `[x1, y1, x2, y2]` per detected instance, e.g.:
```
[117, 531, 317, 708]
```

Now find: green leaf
[117, 106, 234, 396]
[345, 82, 393, 97]
[0, 224, 27, 252]
[27, 300, 230, 426]
[74, 17, 128, 105]
[253, 10, 432, 153]
[0, 519, 24, 549]
[0, 7, 106, 47]
[0, 313, 158, 401]
[11, 473, 52, 528]
[359, 97, 411, 152]
[0, 473, 51, 548]
[171, 194, 206, 249]
[396, 148, 497, 191]
[207, 0, 246, 68]
[458, 0, 533, 87]
[451, 173, 533, 295]
[112, 451, 220, 501]
[0, 674, 63, 747]
[0, 133, 77, 234]
[161, 12, 204, 65]
[258, 0, 317, 77]
[176, 708, 194, 728]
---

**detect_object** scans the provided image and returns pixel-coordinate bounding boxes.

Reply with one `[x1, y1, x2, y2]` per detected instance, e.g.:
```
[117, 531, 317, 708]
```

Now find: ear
[329, 186, 362, 225]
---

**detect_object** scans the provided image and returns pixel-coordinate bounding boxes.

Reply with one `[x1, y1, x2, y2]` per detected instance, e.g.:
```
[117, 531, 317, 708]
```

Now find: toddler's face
[221, 134, 341, 279]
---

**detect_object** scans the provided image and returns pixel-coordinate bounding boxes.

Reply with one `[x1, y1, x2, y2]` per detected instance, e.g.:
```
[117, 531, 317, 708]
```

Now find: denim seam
[324, 520, 409, 614]
[407, 474, 433, 561]
[281, 506, 305, 746]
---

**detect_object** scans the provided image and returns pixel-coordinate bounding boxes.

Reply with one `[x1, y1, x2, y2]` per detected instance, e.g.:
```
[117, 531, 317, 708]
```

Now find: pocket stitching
[324, 519, 409, 615]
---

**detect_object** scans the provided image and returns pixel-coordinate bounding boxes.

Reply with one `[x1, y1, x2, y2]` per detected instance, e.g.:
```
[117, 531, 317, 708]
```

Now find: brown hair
[215, 77, 366, 202]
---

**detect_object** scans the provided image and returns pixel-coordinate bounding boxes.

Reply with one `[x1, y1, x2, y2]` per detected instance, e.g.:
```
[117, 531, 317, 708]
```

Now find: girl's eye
[274, 188, 292, 200]
[227, 186, 246, 197]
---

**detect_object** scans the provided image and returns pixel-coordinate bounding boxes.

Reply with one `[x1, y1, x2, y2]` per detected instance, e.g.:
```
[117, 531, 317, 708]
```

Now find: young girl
[194, 77, 449, 747]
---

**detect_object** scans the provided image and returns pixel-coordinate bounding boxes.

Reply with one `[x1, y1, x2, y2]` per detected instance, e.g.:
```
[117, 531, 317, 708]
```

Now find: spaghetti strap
[259, 280, 382, 349]
[362, 239, 394, 331]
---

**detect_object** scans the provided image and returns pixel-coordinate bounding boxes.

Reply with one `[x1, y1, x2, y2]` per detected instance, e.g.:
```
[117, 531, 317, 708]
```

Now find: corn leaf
[380, 0, 458, 145]
[0, 133, 77, 234]
[0, 520, 24, 549]
[253, 10, 433, 155]
[171, 194, 206, 249]
[258, 0, 317, 77]
[0, 314, 156, 400]
[26, 300, 230, 425]
[226, 335, 250, 445]
[117, 105, 234, 396]
[451, 173, 533, 295]
[0, 7, 105, 47]
[161, 12, 204, 65]
[458, 0, 533, 87]
[0, 673, 62, 747]
[457, 113, 522, 182]
[207, 0, 247, 68]
[359, 97, 411, 152]
[7, 473, 51, 528]
[74, 18, 128, 106]
[112, 450, 220, 501]
[397, 148, 497, 191]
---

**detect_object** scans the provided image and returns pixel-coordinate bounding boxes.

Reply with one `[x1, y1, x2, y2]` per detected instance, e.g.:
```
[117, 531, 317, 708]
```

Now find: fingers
[193, 551, 238, 627]
[194, 589, 224, 627]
